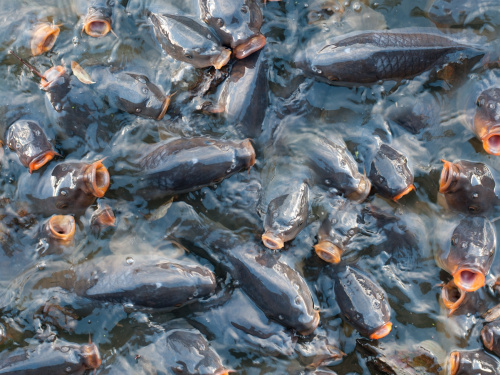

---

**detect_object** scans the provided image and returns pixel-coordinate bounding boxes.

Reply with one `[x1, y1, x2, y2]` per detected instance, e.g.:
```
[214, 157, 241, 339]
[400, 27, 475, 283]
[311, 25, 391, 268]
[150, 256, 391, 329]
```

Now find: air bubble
[126, 256, 135, 265]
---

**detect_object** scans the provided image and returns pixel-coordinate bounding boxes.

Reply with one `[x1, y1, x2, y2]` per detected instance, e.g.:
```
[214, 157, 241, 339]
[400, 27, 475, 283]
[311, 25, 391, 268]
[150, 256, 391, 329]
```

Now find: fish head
[474, 88, 500, 155]
[31, 22, 60, 56]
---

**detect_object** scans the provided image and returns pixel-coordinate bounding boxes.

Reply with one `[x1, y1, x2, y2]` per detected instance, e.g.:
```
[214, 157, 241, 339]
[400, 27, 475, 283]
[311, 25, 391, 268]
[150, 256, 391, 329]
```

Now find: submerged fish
[297, 28, 485, 85]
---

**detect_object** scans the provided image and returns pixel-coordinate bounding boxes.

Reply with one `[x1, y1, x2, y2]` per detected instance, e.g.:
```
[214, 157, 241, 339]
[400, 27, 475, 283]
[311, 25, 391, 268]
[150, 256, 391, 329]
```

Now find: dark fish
[211, 49, 268, 138]
[305, 136, 371, 202]
[38, 215, 76, 255]
[91, 67, 171, 120]
[55, 254, 216, 309]
[138, 137, 255, 199]
[314, 198, 361, 264]
[149, 12, 231, 70]
[0, 340, 101, 375]
[297, 29, 484, 85]
[449, 349, 500, 375]
[30, 22, 60, 55]
[458, 70, 500, 155]
[368, 143, 415, 201]
[333, 265, 392, 339]
[199, 0, 266, 59]
[439, 159, 500, 214]
[436, 216, 495, 292]
[481, 321, 500, 358]
[427, 0, 500, 27]
[6, 119, 58, 173]
[82, 0, 114, 37]
[262, 181, 309, 250]
[17, 159, 110, 215]
[138, 328, 229, 375]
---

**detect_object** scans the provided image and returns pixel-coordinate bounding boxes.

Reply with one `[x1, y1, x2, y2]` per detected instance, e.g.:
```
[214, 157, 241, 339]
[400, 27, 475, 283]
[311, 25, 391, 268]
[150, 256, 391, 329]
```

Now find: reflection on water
[0, 0, 500, 374]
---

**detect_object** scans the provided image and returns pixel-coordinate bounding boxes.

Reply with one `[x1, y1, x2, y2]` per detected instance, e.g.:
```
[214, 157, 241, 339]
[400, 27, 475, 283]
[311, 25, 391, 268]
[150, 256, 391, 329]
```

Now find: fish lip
[441, 279, 466, 314]
[83, 17, 112, 37]
[453, 268, 485, 292]
[369, 322, 392, 340]
[84, 159, 110, 198]
[28, 150, 59, 173]
[233, 34, 266, 59]
[346, 176, 371, 203]
[481, 325, 495, 352]
[482, 130, 500, 155]
[392, 184, 415, 201]
[157, 92, 174, 120]
[314, 241, 343, 264]
[298, 309, 320, 336]
[439, 160, 460, 194]
[262, 231, 284, 250]
[92, 204, 116, 227]
[240, 139, 256, 168]
[41, 66, 66, 88]
[449, 351, 460, 375]
[31, 23, 60, 56]
[47, 215, 76, 241]
[212, 48, 232, 69]
[80, 343, 102, 369]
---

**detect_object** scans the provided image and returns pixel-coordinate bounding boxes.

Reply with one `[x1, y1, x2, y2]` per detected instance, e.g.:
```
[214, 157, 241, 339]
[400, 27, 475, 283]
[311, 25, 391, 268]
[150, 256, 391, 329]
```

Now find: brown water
[0, 0, 500, 374]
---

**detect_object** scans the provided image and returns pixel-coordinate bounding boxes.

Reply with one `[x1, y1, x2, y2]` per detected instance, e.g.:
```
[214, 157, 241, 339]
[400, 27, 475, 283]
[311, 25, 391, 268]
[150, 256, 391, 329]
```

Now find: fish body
[333, 265, 392, 339]
[297, 29, 484, 85]
[138, 137, 255, 199]
[427, 0, 500, 27]
[449, 349, 500, 375]
[149, 12, 231, 69]
[199, 0, 266, 59]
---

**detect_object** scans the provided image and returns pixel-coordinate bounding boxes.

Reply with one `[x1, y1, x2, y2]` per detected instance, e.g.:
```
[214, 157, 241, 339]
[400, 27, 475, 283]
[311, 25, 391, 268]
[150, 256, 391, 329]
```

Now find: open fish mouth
[482, 131, 500, 155]
[84, 160, 110, 198]
[441, 279, 466, 315]
[31, 23, 60, 56]
[48, 215, 76, 241]
[392, 184, 415, 201]
[83, 18, 112, 37]
[453, 268, 485, 292]
[369, 322, 392, 340]
[233, 34, 266, 59]
[29, 150, 59, 173]
[481, 325, 495, 352]
[262, 232, 284, 250]
[449, 351, 460, 375]
[439, 160, 460, 194]
[314, 241, 342, 264]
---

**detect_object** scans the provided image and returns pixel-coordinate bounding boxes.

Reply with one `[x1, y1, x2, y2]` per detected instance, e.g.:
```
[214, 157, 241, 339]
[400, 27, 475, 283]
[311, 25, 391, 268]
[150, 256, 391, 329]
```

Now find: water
[0, 0, 500, 374]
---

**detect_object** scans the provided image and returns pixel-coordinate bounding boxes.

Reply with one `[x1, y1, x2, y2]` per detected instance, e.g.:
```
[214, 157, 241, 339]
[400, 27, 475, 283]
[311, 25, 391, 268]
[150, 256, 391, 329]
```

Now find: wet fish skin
[83, 0, 113, 37]
[333, 265, 392, 339]
[427, 0, 500, 27]
[17, 160, 109, 215]
[262, 181, 309, 250]
[149, 12, 231, 70]
[199, 0, 266, 58]
[449, 349, 500, 375]
[481, 321, 500, 358]
[297, 29, 483, 85]
[138, 137, 255, 199]
[436, 216, 495, 292]
[58, 255, 217, 309]
[473, 88, 500, 155]
[369, 144, 414, 201]
[439, 160, 500, 215]
[0, 340, 101, 375]
[6, 119, 58, 172]
[92, 67, 170, 120]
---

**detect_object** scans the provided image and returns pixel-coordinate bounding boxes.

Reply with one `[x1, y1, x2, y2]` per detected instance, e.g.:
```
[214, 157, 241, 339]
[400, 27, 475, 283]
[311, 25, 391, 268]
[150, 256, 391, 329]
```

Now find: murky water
[0, 0, 500, 374]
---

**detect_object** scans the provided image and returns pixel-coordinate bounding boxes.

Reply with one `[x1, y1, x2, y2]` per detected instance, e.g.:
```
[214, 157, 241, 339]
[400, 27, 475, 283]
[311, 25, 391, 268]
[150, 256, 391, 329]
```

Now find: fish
[440, 279, 482, 316]
[211, 49, 268, 138]
[82, 0, 114, 37]
[6, 119, 59, 173]
[435, 216, 495, 292]
[481, 321, 500, 358]
[199, 0, 266, 59]
[137, 137, 255, 199]
[55, 254, 216, 309]
[30, 22, 60, 55]
[439, 159, 500, 215]
[16, 159, 110, 215]
[0, 339, 101, 375]
[333, 265, 392, 339]
[296, 28, 485, 85]
[448, 349, 500, 375]
[427, 0, 500, 27]
[91, 66, 172, 120]
[90, 203, 115, 230]
[458, 70, 500, 155]
[368, 143, 415, 201]
[262, 181, 309, 250]
[39, 215, 76, 255]
[149, 12, 231, 70]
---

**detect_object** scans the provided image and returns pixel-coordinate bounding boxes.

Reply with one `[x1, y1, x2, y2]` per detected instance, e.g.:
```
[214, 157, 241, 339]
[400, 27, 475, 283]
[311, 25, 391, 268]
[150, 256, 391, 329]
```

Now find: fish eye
[216, 18, 224, 27]
[477, 97, 484, 107]
[451, 236, 458, 246]
[468, 206, 479, 213]
[344, 313, 350, 321]
[184, 53, 193, 59]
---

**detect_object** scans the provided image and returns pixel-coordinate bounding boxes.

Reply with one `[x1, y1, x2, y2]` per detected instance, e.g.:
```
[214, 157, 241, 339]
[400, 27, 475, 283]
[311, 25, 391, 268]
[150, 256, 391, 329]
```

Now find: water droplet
[324, 179, 331, 185]
[278, 314, 284, 320]
[193, 291, 199, 297]
[135, 108, 142, 113]
[472, 192, 479, 198]
[142, 88, 149, 94]
[295, 296, 301, 305]
[352, 2, 362, 11]
[66, 366, 72, 373]
[37, 261, 46, 270]
[137, 77, 146, 84]
[126, 257, 134, 265]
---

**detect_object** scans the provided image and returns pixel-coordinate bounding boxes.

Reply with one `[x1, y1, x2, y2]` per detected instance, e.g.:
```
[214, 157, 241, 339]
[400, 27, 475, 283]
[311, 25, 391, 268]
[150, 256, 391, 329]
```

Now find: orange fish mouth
[31, 23, 60, 56]
[346, 176, 372, 203]
[84, 160, 110, 198]
[449, 351, 460, 375]
[83, 18, 112, 37]
[453, 268, 485, 292]
[441, 279, 465, 315]
[48, 215, 76, 241]
[392, 184, 415, 201]
[314, 241, 342, 264]
[233, 34, 266, 59]
[439, 160, 460, 194]
[262, 232, 284, 250]
[41, 66, 66, 88]
[482, 132, 500, 155]
[212, 48, 231, 70]
[29, 150, 59, 173]
[369, 322, 392, 340]
[481, 325, 495, 352]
